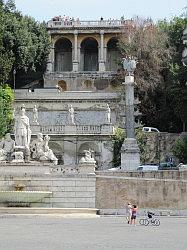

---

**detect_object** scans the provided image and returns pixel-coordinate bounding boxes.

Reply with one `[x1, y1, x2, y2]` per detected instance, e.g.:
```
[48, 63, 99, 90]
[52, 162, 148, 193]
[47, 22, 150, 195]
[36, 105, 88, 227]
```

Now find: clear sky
[14, 0, 186, 22]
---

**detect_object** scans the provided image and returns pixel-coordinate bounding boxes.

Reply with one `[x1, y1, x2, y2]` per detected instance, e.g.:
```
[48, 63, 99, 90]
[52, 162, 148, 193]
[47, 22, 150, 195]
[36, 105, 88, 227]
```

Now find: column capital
[74, 30, 78, 35]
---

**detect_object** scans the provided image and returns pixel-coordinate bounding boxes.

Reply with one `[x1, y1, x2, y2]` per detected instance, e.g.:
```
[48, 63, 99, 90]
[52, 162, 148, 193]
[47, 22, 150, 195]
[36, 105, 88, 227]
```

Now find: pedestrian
[131, 205, 138, 226]
[126, 202, 132, 224]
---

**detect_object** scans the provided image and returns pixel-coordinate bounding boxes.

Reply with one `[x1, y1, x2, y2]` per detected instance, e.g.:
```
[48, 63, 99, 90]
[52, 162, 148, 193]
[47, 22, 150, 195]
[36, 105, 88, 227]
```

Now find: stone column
[104, 45, 107, 66]
[46, 43, 55, 72]
[124, 76, 135, 138]
[73, 30, 79, 72]
[121, 75, 140, 170]
[99, 30, 105, 72]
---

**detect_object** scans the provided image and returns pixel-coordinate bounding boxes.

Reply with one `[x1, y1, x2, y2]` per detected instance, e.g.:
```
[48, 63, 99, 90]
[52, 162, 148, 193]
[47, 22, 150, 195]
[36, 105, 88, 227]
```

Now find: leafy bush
[172, 138, 187, 163]
[112, 127, 125, 167]
[0, 84, 14, 138]
[112, 127, 148, 167]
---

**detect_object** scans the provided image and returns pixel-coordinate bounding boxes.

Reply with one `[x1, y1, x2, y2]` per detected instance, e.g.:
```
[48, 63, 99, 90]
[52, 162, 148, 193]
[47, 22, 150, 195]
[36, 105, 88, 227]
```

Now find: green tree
[119, 18, 173, 131]
[173, 138, 187, 163]
[0, 0, 51, 87]
[119, 16, 187, 133]
[112, 127, 125, 167]
[0, 0, 50, 135]
[0, 84, 14, 138]
[112, 127, 148, 167]
[158, 16, 187, 132]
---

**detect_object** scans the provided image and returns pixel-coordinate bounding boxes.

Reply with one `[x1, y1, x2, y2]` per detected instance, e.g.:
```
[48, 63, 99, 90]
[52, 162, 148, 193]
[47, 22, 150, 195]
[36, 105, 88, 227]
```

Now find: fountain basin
[0, 191, 52, 203]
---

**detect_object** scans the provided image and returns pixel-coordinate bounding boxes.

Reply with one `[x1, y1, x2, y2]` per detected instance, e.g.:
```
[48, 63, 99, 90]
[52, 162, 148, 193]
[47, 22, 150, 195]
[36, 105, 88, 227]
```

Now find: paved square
[0, 215, 186, 250]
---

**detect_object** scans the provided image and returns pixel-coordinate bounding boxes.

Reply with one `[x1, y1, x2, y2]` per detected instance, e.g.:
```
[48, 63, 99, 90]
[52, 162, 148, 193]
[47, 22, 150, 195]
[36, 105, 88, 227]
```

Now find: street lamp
[13, 69, 16, 92]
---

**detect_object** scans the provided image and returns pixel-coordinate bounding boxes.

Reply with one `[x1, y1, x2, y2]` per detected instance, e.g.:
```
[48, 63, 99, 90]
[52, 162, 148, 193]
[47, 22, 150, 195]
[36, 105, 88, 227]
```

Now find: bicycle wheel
[139, 219, 145, 225]
[139, 219, 149, 226]
[143, 219, 149, 226]
[153, 219, 160, 226]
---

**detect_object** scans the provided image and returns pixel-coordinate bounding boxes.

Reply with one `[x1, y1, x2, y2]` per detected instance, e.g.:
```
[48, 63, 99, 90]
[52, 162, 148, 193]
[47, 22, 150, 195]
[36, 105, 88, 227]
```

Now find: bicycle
[139, 211, 160, 226]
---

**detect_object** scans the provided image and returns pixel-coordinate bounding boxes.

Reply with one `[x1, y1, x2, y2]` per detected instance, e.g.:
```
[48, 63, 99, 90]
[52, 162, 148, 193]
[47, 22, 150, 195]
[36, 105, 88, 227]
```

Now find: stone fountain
[0, 105, 97, 209]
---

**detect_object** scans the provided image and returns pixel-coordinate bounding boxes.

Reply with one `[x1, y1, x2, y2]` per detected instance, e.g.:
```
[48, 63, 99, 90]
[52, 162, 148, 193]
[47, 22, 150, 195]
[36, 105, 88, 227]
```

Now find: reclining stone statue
[0, 133, 15, 161]
[79, 149, 96, 164]
[30, 133, 58, 165]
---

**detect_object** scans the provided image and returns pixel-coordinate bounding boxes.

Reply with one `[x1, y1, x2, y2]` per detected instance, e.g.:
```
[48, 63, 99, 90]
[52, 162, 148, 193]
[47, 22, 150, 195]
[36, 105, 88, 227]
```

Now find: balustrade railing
[47, 19, 123, 28]
[35, 124, 113, 135]
[41, 125, 65, 134]
[76, 125, 101, 134]
[46, 71, 117, 79]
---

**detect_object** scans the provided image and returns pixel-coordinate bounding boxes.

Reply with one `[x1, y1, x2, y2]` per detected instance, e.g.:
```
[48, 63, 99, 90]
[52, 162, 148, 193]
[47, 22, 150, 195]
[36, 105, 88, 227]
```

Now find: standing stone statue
[33, 105, 39, 124]
[14, 106, 31, 149]
[0, 133, 15, 161]
[106, 104, 111, 123]
[68, 104, 75, 125]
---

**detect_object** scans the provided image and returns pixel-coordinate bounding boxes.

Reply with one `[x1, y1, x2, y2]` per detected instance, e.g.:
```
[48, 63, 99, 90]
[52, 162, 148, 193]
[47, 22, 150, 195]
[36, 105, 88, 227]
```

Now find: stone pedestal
[99, 61, 105, 72]
[121, 138, 140, 170]
[78, 162, 96, 174]
[101, 124, 114, 134]
[64, 125, 76, 134]
[12, 151, 24, 163]
[31, 124, 41, 134]
[73, 61, 79, 72]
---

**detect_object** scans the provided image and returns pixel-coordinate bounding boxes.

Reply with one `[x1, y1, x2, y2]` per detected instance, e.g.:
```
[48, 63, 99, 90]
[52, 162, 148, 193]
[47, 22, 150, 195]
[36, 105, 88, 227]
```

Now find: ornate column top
[122, 57, 137, 76]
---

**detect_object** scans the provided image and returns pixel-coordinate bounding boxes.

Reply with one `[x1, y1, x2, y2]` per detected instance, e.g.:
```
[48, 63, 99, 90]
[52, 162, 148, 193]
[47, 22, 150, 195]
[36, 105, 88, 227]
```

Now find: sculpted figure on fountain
[30, 133, 58, 165]
[14, 106, 31, 149]
[0, 133, 15, 161]
[79, 149, 96, 164]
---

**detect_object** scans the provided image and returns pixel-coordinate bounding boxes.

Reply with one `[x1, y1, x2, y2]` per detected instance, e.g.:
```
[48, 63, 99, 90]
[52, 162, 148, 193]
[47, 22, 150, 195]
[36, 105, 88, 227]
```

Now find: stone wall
[1, 164, 187, 210]
[143, 132, 180, 163]
[95, 171, 187, 209]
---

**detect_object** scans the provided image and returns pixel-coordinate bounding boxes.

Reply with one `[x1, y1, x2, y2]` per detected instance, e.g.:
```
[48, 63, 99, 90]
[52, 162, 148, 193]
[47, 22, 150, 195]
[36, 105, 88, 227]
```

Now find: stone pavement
[0, 216, 186, 250]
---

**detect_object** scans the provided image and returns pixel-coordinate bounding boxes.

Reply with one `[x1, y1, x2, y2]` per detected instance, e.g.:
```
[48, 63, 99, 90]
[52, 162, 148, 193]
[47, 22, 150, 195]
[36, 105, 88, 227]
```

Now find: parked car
[178, 163, 187, 170]
[142, 127, 160, 133]
[158, 162, 178, 170]
[137, 165, 159, 171]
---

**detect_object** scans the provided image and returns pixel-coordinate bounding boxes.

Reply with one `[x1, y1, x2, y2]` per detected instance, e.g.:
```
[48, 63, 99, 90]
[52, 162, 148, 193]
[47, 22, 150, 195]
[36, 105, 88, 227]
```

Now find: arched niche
[48, 141, 64, 165]
[78, 142, 100, 165]
[106, 37, 120, 71]
[58, 80, 67, 91]
[80, 38, 98, 71]
[83, 80, 92, 89]
[54, 38, 72, 72]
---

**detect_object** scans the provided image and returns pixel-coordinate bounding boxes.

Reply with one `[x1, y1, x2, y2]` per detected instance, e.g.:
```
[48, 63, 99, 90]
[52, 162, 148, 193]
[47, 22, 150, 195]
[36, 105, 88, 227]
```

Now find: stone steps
[0, 207, 99, 215]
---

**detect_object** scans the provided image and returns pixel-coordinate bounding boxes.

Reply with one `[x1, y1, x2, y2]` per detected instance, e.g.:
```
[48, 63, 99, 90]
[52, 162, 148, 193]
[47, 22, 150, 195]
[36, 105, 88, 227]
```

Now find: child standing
[131, 205, 138, 226]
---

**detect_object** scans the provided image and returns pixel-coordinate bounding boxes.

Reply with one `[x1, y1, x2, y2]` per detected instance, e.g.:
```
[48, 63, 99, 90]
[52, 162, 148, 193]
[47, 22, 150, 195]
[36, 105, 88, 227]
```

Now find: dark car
[158, 162, 178, 170]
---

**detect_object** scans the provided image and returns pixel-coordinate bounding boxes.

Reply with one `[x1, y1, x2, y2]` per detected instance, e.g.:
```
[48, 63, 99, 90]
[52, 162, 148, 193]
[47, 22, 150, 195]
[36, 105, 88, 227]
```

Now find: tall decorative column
[99, 30, 105, 72]
[121, 58, 140, 170]
[181, 27, 187, 136]
[73, 30, 79, 72]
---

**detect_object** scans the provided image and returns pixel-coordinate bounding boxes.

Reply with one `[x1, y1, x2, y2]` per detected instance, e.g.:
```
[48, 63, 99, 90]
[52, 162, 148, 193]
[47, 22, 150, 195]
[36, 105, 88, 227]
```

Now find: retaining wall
[95, 171, 187, 209]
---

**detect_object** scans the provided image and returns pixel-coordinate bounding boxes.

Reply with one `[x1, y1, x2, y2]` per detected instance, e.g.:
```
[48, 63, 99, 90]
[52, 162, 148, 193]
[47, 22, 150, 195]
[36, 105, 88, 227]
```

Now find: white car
[137, 165, 158, 171]
[142, 127, 160, 133]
